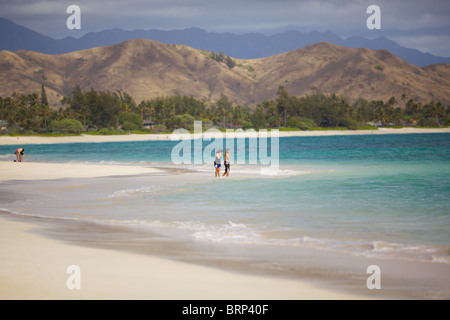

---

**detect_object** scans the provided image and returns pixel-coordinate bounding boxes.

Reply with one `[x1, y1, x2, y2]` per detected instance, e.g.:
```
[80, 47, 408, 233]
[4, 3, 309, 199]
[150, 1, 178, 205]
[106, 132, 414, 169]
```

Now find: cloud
[390, 34, 450, 57]
[380, 1, 450, 33]
[1, 0, 449, 56]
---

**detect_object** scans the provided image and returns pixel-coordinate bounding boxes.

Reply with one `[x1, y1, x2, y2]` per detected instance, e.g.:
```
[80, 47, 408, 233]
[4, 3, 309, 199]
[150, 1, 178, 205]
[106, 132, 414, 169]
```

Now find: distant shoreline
[0, 127, 449, 145]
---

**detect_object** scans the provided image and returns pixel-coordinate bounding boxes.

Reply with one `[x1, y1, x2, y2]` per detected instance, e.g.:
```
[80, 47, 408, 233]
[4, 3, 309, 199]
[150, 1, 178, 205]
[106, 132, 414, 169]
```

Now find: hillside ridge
[0, 39, 449, 108]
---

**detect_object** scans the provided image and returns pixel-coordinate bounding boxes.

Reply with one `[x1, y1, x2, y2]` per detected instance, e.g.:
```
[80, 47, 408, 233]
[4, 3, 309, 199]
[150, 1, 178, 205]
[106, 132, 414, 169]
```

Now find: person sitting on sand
[15, 148, 25, 162]
[214, 150, 222, 177]
[223, 148, 230, 177]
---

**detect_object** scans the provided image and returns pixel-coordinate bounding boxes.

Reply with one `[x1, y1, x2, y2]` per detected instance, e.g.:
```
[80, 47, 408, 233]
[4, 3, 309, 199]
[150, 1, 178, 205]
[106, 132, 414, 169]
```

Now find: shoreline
[0, 160, 368, 299]
[1, 161, 449, 299]
[0, 127, 449, 146]
[0, 161, 162, 183]
[0, 214, 369, 300]
[3, 202, 449, 300]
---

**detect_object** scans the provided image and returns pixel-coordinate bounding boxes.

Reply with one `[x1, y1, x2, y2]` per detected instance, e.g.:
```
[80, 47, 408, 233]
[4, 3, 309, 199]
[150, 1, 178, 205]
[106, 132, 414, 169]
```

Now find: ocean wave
[351, 240, 450, 264]
[191, 221, 262, 243]
[2, 205, 448, 265]
[105, 219, 262, 243]
[105, 185, 166, 198]
[0, 207, 84, 223]
[66, 216, 450, 265]
[432, 255, 450, 264]
[366, 240, 448, 256]
[258, 167, 310, 176]
[181, 163, 310, 177]
[89, 218, 262, 244]
[117, 218, 450, 264]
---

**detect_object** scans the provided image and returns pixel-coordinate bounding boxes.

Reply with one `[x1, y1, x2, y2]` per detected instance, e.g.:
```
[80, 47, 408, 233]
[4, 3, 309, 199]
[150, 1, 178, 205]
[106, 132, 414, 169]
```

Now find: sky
[1, 0, 450, 57]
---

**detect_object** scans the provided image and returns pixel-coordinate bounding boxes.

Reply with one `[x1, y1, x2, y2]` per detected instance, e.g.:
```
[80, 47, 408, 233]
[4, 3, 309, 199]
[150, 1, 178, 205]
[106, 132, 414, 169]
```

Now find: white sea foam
[432, 255, 450, 264]
[97, 217, 449, 264]
[349, 240, 450, 264]
[259, 167, 310, 176]
[106, 185, 166, 198]
[4, 201, 449, 265]
[79, 216, 450, 264]
[371, 240, 399, 253]
[191, 221, 262, 243]
[181, 163, 310, 177]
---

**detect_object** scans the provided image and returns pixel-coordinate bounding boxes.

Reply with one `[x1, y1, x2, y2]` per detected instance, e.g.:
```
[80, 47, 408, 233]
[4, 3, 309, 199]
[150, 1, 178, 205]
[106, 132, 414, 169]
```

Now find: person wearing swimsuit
[15, 148, 25, 162]
[223, 148, 230, 177]
[214, 150, 222, 177]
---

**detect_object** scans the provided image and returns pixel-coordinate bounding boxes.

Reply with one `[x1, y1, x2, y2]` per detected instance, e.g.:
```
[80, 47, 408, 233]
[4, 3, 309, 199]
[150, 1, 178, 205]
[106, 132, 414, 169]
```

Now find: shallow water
[1, 133, 449, 298]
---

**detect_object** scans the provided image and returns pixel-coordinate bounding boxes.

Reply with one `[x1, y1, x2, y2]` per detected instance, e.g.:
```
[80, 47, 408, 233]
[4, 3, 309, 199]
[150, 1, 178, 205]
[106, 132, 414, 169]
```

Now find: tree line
[0, 85, 448, 134]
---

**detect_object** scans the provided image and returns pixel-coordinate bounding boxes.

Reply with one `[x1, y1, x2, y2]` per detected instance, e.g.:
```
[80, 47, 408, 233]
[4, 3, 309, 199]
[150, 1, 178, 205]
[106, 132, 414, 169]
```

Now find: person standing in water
[214, 150, 222, 177]
[223, 148, 230, 177]
[15, 148, 25, 162]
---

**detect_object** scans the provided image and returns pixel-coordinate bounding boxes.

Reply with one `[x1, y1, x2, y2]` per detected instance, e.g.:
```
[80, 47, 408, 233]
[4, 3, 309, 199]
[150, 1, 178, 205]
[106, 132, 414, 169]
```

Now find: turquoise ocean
[1, 133, 449, 297]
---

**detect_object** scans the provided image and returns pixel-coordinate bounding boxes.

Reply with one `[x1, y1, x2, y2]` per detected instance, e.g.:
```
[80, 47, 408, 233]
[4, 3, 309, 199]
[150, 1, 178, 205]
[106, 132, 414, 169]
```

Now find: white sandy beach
[0, 161, 369, 300]
[0, 216, 371, 300]
[0, 127, 448, 146]
[0, 161, 161, 182]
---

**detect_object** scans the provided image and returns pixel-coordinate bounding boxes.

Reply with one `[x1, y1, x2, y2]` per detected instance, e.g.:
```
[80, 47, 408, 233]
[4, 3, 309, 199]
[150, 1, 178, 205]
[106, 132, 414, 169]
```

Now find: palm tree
[216, 95, 233, 128]
[276, 86, 289, 127]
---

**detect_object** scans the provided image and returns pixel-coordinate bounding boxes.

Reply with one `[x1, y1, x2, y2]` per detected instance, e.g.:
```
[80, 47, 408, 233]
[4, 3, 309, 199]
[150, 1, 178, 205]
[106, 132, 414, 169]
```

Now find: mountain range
[1, 17, 449, 68]
[1, 38, 449, 108]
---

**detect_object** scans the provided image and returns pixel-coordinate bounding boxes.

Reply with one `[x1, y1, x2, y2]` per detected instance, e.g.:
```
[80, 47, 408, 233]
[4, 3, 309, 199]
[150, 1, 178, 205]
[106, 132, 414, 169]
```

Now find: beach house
[0, 120, 9, 134]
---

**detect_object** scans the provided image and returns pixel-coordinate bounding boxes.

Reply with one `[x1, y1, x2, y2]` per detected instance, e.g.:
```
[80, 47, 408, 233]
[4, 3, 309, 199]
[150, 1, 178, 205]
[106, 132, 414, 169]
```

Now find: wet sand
[0, 211, 369, 300]
[1, 160, 449, 300]
[0, 161, 371, 300]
